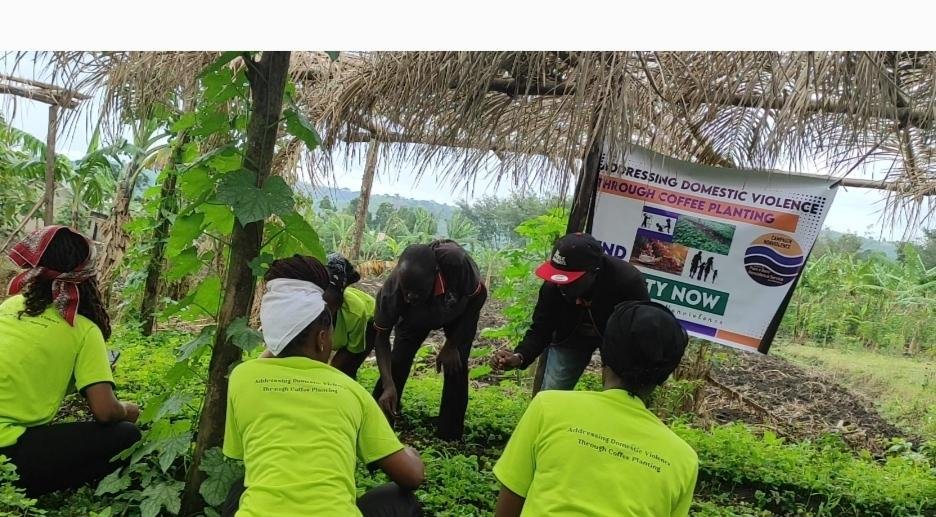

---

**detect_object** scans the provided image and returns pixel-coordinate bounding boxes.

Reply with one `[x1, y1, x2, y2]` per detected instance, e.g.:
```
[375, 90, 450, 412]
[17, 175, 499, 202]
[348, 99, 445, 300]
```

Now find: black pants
[222, 479, 422, 517]
[331, 319, 378, 379]
[371, 307, 483, 440]
[0, 421, 141, 497]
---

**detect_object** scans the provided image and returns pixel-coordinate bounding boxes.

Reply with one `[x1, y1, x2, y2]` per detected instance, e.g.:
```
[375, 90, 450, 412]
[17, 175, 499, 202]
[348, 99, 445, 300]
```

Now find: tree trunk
[95, 172, 135, 301]
[43, 106, 58, 225]
[349, 140, 379, 261]
[140, 140, 184, 336]
[180, 51, 291, 516]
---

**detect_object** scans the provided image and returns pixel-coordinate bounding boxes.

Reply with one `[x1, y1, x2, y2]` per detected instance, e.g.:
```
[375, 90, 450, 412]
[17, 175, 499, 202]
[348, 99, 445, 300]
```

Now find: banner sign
[591, 145, 838, 353]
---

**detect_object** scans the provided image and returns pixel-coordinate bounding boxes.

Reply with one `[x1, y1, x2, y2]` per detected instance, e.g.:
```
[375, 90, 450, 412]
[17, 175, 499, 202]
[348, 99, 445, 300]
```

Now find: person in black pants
[371, 240, 487, 441]
[0, 226, 141, 497]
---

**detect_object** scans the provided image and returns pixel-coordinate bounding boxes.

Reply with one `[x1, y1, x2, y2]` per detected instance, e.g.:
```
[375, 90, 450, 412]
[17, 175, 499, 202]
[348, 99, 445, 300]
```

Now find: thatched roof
[6, 51, 936, 222]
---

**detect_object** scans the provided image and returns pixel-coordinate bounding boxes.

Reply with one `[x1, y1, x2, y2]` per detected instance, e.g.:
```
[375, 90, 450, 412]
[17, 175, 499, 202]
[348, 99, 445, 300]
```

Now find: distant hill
[300, 185, 457, 221]
[818, 228, 899, 258]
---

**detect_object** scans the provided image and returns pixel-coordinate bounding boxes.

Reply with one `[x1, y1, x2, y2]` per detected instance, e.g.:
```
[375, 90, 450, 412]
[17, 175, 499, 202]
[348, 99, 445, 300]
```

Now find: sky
[2, 60, 932, 243]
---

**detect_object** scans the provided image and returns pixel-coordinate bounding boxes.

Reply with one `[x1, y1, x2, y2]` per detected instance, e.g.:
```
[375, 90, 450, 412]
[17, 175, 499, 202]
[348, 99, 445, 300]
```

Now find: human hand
[378, 385, 399, 420]
[122, 402, 140, 424]
[492, 349, 522, 370]
[435, 346, 462, 375]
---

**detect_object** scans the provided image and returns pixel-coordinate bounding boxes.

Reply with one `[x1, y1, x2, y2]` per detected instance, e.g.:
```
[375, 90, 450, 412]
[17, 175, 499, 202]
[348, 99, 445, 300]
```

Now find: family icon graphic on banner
[688, 252, 718, 284]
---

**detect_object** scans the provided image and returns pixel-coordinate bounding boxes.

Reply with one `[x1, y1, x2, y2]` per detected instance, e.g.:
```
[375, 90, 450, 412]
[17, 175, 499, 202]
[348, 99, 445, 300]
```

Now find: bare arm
[84, 383, 139, 423]
[495, 485, 525, 517]
[373, 328, 394, 393]
[376, 447, 425, 490]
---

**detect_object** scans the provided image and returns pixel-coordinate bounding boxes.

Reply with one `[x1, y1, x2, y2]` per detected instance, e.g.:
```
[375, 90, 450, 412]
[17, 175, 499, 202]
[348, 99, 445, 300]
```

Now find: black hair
[600, 301, 688, 399]
[264, 255, 333, 354]
[398, 244, 436, 292]
[19, 230, 112, 340]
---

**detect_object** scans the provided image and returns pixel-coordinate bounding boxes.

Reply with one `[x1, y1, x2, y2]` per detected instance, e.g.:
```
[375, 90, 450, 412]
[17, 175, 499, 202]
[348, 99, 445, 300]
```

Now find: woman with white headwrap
[222, 255, 425, 517]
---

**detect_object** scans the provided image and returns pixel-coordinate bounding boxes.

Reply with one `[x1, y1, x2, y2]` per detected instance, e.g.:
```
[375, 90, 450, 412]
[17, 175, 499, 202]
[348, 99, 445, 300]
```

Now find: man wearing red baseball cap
[492, 232, 649, 391]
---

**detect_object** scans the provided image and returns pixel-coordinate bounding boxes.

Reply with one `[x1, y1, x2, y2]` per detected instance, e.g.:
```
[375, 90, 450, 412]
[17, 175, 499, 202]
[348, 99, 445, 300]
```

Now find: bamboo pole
[42, 106, 58, 225]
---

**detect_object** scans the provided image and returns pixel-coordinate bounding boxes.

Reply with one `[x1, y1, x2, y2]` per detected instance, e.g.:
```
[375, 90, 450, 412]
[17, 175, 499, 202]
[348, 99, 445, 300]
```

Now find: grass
[775, 342, 936, 442]
[9, 329, 936, 516]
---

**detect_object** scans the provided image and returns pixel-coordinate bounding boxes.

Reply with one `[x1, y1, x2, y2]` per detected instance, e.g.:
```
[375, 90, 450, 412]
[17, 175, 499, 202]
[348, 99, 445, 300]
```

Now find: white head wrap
[259, 278, 326, 356]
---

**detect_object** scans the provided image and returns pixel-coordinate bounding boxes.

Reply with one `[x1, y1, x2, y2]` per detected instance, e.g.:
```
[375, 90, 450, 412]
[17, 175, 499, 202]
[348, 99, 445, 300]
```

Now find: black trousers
[371, 304, 484, 440]
[222, 479, 422, 517]
[0, 421, 141, 497]
[331, 319, 378, 379]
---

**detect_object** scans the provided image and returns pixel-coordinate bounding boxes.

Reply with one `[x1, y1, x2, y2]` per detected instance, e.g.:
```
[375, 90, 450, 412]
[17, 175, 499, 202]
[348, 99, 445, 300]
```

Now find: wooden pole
[43, 105, 58, 225]
[349, 139, 379, 261]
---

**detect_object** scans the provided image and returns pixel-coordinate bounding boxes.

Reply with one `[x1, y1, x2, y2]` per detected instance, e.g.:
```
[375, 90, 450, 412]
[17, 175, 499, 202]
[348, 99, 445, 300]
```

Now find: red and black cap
[534, 232, 604, 285]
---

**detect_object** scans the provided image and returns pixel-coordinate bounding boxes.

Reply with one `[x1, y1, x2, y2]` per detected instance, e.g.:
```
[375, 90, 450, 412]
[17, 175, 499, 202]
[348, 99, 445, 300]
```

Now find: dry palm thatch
[319, 51, 936, 224]
[7, 51, 936, 225]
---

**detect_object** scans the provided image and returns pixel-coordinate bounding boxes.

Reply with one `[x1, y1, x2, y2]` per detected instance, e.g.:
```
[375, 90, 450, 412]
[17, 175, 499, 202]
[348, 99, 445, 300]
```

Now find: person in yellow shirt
[324, 253, 377, 379]
[222, 255, 425, 517]
[493, 301, 698, 517]
[0, 226, 141, 496]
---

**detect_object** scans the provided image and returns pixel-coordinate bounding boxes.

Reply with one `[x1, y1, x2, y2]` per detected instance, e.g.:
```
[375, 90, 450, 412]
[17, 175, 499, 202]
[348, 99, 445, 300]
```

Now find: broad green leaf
[180, 142, 200, 163]
[154, 393, 195, 423]
[166, 212, 204, 259]
[199, 204, 235, 235]
[164, 360, 197, 386]
[325, 51, 340, 61]
[158, 431, 193, 473]
[170, 112, 197, 133]
[200, 51, 244, 78]
[227, 317, 264, 353]
[280, 211, 326, 262]
[178, 325, 216, 361]
[166, 247, 202, 282]
[95, 468, 129, 496]
[139, 481, 183, 517]
[469, 365, 492, 380]
[161, 291, 194, 320]
[179, 167, 214, 199]
[216, 170, 294, 225]
[123, 217, 152, 235]
[199, 448, 245, 507]
[249, 253, 275, 278]
[283, 108, 322, 151]
[138, 392, 168, 425]
[192, 110, 229, 137]
[208, 148, 242, 172]
[190, 275, 222, 319]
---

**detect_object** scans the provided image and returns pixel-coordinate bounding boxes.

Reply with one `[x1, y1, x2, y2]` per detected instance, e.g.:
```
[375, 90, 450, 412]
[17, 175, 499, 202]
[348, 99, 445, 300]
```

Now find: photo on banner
[591, 144, 837, 353]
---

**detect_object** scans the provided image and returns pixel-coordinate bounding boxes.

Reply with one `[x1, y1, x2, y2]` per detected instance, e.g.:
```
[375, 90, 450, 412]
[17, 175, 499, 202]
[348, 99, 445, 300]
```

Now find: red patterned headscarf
[7, 225, 96, 326]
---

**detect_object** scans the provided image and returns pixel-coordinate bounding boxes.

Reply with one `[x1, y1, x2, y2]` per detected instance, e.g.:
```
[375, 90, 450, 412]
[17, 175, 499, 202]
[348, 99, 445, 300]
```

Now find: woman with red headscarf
[0, 226, 141, 496]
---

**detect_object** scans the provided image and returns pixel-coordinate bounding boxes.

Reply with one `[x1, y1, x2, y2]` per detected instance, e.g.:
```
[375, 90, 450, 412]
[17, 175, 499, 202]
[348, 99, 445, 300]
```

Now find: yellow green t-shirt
[223, 356, 403, 517]
[0, 295, 115, 447]
[333, 287, 375, 354]
[493, 389, 698, 517]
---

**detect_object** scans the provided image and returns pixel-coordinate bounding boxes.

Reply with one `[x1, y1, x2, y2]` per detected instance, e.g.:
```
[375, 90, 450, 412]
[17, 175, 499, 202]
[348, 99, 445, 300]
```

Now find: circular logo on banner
[550, 274, 569, 283]
[744, 233, 805, 287]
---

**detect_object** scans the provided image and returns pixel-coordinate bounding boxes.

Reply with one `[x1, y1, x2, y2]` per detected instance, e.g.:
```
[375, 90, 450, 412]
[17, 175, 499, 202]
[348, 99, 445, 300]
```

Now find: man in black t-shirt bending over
[372, 240, 487, 441]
